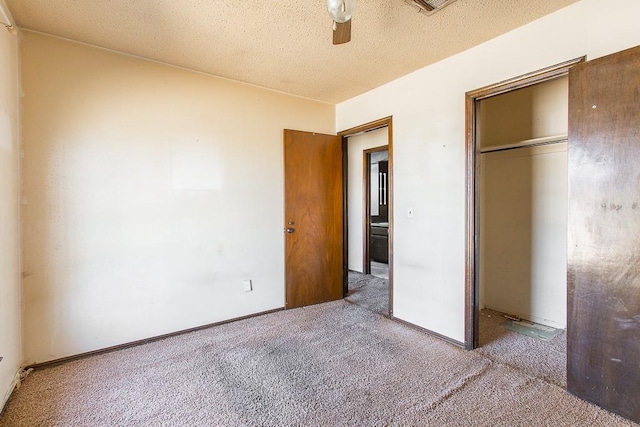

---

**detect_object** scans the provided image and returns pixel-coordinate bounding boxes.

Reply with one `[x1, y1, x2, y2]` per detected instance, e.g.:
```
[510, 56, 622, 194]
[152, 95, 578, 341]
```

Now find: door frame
[363, 145, 390, 275]
[339, 117, 394, 317]
[463, 58, 584, 350]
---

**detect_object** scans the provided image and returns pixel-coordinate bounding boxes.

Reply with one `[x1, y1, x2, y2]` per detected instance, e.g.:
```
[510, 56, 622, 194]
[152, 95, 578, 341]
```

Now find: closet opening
[464, 57, 585, 351]
[479, 76, 568, 340]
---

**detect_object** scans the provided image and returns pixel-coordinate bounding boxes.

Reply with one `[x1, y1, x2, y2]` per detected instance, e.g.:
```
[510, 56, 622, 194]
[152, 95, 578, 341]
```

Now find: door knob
[285, 227, 295, 233]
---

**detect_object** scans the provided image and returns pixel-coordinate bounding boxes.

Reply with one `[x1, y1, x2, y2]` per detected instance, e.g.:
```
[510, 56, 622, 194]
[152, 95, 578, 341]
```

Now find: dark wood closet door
[567, 44, 640, 423]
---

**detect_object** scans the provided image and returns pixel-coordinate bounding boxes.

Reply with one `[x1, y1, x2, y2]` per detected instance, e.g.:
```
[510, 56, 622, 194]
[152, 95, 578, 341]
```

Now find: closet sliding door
[567, 44, 640, 423]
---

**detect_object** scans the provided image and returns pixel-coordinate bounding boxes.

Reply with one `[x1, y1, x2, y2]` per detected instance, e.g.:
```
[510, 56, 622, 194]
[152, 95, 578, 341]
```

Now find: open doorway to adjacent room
[365, 147, 389, 280]
[340, 118, 393, 318]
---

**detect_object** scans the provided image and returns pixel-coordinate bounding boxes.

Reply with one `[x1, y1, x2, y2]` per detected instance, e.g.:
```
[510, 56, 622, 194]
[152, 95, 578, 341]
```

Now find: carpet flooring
[345, 271, 389, 315]
[476, 309, 567, 388]
[1, 275, 636, 426]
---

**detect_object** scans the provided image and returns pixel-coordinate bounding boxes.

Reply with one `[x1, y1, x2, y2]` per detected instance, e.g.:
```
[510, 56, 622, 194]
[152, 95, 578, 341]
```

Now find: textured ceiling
[5, 0, 578, 103]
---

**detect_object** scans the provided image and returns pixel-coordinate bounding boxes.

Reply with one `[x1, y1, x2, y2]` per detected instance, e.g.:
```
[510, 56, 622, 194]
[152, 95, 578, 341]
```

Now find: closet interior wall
[479, 77, 568, 328]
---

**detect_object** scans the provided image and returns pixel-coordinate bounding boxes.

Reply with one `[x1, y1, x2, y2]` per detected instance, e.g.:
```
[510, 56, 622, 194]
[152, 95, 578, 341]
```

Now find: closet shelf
[480, 134, 568, 154]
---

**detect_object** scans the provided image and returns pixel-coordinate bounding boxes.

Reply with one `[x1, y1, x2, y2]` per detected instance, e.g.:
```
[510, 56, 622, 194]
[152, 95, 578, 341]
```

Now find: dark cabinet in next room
[370, 225, 388, 264]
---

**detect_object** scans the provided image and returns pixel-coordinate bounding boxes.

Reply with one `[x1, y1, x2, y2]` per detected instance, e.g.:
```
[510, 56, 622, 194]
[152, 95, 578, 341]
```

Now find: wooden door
[284, 130, 343, 309]
[567, 45, 640, 423]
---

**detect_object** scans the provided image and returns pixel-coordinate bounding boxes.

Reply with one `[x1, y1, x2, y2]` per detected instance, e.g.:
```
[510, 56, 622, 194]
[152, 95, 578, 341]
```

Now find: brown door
[567, 45, 640, 423]
[284, 129, 343, 309]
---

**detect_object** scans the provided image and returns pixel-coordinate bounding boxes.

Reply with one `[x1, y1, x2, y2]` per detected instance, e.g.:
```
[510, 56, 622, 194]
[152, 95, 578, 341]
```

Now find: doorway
[365, 147, 389, 280]
[479, 76, 569, 330]
[464, 57, 584, 349]
[467, 47, 640, 423]
[339, 117, 393, 317]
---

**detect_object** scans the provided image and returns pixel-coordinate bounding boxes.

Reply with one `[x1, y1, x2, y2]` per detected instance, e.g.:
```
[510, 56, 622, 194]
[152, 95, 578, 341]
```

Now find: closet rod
[480, 134, 568, 154]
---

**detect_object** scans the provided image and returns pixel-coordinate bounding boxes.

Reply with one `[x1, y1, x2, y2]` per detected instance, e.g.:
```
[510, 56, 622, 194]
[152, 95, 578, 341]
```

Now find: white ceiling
[5, 0, 578, 103]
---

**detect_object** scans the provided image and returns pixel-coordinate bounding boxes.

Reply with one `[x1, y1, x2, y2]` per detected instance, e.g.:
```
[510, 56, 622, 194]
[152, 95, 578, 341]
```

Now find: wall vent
[406, 0, 459, 15]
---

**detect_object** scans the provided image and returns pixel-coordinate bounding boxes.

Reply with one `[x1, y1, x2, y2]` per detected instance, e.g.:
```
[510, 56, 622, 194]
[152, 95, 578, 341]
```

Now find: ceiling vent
[406, 0, 459, 15]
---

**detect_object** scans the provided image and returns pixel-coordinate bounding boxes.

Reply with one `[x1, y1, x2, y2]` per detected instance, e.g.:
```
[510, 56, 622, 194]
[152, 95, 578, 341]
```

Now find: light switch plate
[407, 208, 414, 218]
[243, 279, 252, 292]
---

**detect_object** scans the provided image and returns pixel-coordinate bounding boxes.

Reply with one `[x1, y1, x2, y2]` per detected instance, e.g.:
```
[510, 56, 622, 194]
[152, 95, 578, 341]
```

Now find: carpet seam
[424, 360, 494, 410]
[475, 349, 566, 390]
[342, 297, 388, 316]
[385, 359, 494, 425]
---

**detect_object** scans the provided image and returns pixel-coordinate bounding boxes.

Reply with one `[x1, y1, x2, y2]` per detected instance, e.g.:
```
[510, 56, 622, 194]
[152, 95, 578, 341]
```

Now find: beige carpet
[477, 309, 567, 388]
[1, 282, 636, 426]
[345, 271, 389, 315]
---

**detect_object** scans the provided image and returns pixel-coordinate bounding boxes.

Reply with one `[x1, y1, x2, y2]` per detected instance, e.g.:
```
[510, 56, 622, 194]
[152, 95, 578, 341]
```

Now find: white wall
[20, 31, 334, 363]
[0, 27, 21, 408]
[481, 144, 568, 328]
[347, 127, 388, 272]
[479, 77, 568, 148]
[336, 0, 640, 343]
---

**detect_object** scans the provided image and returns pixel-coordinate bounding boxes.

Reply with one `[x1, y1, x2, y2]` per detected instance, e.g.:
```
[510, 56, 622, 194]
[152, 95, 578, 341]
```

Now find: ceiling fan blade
[333, 20, 351, 45]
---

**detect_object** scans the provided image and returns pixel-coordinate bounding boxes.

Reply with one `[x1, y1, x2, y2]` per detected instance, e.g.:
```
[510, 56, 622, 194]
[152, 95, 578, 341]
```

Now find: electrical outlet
[243, 279, 253, 292]
[407, 207, 414, 218]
